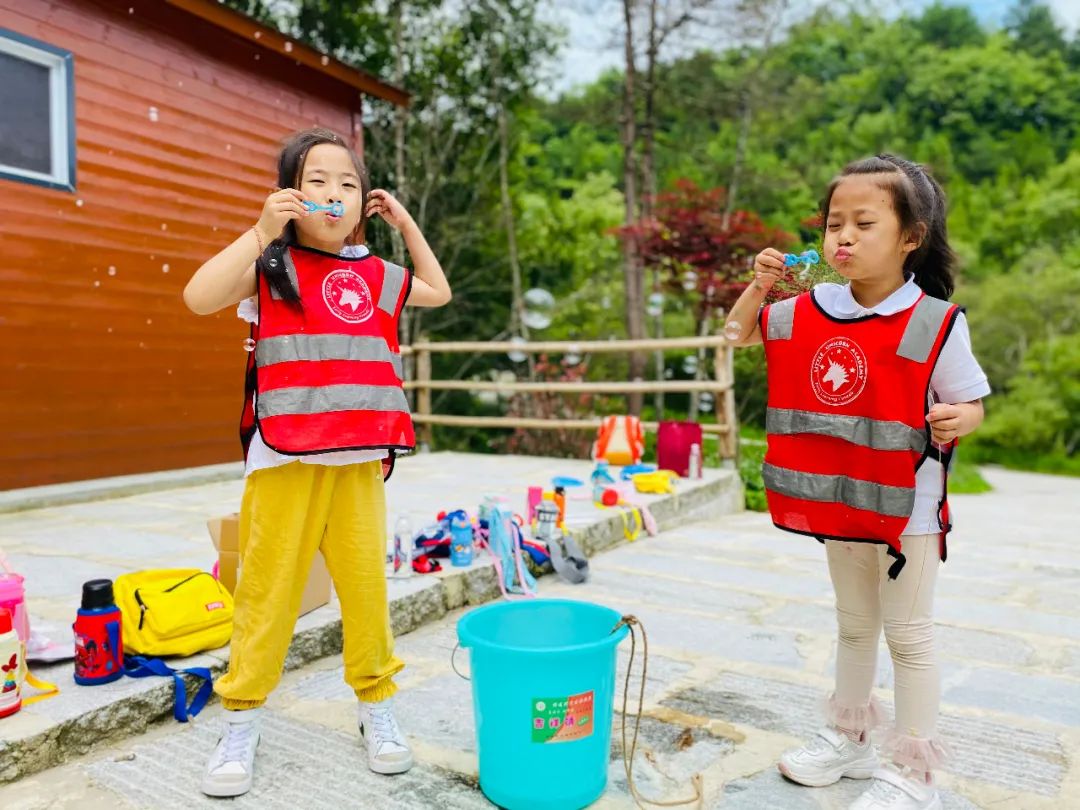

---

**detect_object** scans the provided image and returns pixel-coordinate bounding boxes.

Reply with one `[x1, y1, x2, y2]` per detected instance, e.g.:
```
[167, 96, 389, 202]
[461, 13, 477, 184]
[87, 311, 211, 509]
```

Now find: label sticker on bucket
[531, 691, 594, 743]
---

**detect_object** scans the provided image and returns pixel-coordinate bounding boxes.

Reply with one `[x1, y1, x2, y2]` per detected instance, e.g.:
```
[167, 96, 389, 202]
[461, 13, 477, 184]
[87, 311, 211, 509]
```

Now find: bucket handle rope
[612, 615, 704, 809]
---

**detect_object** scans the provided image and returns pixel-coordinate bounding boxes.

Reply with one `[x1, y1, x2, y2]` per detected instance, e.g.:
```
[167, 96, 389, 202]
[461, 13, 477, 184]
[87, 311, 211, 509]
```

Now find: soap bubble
[564, 344, 582, 365]
[646, 292, 664, 318]
[284, 41, 293, 52]
[75, 199, 84, 207]
[699, 392, 715, 412]
[93, 280, 100, 287]
[146, 318, 152, 325]
[507, 336, 528, 363]
[664, 367, 674, 379]
[724, 321, 743, 341]
[243, 338, 256, 352]
[522, 288, 555, 330]
[681, 270, 697, 292]
[321, 55, 330, 66]
[108, 266, 117, 276]
[682, 355, 698, 375]
[601, 294, 611, 309]
[254, 31, 261, 39]
[162, 263, 170, 273]
[148, 107, 159, 122]
[161, 223, 168, 231]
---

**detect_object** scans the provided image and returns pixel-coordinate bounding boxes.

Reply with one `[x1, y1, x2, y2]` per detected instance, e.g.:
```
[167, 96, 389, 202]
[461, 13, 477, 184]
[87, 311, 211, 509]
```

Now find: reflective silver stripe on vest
[766, 296, 796, 340]
[257, 334, 403, 379]
[378, 263, 407, 316]
[268, 249, 302, 301]
[767, 407, 927, 453]
[762, 462, 915, 518]
[258, 384, 409, 419]
[897, 295, 952, 363]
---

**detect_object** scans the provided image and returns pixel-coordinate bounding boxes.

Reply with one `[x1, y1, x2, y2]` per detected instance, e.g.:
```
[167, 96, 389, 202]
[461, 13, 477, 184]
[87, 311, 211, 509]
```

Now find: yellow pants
[215, 460, 404, 709]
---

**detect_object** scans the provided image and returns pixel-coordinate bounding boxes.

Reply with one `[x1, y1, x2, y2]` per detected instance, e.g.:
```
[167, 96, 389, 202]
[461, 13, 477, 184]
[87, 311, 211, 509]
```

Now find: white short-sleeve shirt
[809, 278, 990, 534]
[240, 244, 388, 477]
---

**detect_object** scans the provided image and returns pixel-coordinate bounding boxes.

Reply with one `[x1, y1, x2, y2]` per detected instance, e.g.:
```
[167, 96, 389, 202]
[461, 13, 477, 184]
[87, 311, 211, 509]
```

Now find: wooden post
[416, 340, 433, 449]
[717, 344, 738, 459]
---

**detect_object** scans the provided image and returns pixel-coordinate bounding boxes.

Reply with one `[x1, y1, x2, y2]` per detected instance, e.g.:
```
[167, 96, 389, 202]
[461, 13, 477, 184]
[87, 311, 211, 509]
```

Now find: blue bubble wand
[303, 201, 345, 217]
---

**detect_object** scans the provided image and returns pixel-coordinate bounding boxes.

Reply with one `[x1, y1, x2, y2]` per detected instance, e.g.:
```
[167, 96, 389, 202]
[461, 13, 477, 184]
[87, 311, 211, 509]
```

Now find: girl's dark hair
[259, 127, 371, 303]
[821, 154, 955, 300]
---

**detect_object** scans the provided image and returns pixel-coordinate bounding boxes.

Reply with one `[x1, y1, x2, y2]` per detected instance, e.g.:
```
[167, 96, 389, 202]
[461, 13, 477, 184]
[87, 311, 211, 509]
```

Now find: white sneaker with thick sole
[358, 699, 414, 775]
[201, 708, 262, 797]
[778, 726, 879, 787]
[850, 764, 943, 810]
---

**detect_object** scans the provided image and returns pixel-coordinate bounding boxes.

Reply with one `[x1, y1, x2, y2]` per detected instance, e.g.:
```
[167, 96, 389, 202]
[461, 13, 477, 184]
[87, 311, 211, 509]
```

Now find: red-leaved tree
[618, 179, 797, 332]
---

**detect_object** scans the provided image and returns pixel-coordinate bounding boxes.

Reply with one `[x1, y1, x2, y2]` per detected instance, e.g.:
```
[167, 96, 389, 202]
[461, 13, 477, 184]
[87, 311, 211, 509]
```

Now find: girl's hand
[255, 188, 308, 243]
[366, 189, 414, 231]
[752, 248, 787, 292]
[927, 403, 962, 444]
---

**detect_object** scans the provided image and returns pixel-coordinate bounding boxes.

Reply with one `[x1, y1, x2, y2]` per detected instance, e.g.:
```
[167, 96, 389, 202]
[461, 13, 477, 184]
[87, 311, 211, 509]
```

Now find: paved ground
[2, 467, 1078, 809]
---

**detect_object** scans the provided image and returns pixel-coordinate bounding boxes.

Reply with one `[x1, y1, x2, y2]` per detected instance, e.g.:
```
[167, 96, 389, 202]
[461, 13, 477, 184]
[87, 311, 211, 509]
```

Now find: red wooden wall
[0, 0, 367, 488]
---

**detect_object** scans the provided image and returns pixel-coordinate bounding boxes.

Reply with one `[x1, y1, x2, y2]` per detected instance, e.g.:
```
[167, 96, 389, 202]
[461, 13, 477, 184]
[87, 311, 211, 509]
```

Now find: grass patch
[948, 457, 993, 494]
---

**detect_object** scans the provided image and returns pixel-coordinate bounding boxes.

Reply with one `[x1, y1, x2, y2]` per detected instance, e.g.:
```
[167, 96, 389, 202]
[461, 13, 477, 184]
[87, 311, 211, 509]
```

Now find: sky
[543, 0, 1080, 96]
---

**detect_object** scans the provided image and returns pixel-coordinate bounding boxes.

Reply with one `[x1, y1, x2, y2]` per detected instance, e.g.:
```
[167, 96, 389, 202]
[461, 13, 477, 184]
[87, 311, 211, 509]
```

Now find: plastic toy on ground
[536, 501, 589, 584]
[632, 469, 679, 495]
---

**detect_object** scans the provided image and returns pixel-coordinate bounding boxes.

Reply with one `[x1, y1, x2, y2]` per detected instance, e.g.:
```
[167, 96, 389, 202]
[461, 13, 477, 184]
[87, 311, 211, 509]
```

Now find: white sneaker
[358, 699, 414, 775]
[201, 708, 261, 797]
[851, 764, 942, 810]
[778, 727, 879, 787]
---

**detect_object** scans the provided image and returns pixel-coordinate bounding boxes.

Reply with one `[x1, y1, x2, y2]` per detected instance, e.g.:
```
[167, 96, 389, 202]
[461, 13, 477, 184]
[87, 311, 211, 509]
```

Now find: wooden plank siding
[0, 0, 371, 488]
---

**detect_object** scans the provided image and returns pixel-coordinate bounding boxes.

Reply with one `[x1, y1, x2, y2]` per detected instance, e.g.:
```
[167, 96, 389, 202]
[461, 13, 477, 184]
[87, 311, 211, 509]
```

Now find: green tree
[1006, 0, 1067, 57]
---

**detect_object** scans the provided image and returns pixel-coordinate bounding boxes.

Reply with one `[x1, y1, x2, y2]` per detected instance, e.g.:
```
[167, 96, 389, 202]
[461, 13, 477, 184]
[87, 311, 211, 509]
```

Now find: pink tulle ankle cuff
[881, 729, 952, 772]
[823, 692, 885, 734]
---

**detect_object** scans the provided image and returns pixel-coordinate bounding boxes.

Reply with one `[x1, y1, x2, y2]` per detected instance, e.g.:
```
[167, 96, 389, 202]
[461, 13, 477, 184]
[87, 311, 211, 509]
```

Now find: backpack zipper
[164, 571, 210, 593]
[134, 590, 148, 630]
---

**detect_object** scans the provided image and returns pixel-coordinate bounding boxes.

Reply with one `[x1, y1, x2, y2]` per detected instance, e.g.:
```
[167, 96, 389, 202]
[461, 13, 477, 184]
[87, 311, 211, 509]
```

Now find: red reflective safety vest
[760, 290, 959, 577]
[239, 244, 415, 461]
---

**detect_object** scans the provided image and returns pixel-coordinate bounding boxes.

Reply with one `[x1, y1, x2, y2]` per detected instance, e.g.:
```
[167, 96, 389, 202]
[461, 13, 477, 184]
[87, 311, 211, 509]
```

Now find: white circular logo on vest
[323, 269, 374, 324]
[811, 337, 868, 406]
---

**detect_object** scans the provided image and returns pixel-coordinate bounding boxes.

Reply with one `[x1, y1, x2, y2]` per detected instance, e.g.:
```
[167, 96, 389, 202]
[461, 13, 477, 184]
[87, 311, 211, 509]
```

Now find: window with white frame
[0, 29, 76, 191]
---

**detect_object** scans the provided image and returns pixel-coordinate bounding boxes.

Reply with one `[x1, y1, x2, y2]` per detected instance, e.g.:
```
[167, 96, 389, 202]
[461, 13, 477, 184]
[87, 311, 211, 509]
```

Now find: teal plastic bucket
[457, 599, 629, 810]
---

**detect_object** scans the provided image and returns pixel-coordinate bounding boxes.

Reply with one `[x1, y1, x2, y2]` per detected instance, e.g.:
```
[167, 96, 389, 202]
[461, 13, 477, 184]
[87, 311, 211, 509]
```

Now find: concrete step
[0, 453, 742, 784]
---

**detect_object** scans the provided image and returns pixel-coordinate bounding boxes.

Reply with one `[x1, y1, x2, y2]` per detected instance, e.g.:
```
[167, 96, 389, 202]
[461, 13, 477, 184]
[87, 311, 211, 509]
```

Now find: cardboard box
[207, 514, 332, 617]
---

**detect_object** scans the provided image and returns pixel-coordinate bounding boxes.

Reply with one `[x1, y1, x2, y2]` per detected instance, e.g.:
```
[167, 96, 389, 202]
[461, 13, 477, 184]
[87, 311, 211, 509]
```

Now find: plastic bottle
[449, 511, 474, 567]
[689, 443, 702, 479]
[0, 607, 23, 717]
[392, 516, 413, 578]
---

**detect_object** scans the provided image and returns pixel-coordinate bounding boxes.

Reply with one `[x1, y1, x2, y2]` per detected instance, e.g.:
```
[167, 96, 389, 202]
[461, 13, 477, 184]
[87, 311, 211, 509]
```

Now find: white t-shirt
[810, 278, 991, 535]
[240, 244, 388, 477]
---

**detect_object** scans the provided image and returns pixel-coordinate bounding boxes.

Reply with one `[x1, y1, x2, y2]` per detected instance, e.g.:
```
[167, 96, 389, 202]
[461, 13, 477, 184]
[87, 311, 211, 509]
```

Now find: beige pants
[826, 534, 949, 772]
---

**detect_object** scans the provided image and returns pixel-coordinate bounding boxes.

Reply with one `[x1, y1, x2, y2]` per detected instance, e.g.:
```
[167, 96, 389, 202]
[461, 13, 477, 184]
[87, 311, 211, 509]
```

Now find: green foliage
[230, 1, 1078, 475]
[738, 440, 768, 512]
[948, 458, 992, 494]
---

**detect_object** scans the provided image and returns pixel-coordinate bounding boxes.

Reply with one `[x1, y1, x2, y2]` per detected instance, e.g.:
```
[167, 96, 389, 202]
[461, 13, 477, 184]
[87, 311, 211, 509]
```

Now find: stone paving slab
[0, 452, 741, 785]
[1, 466, 1079, 810]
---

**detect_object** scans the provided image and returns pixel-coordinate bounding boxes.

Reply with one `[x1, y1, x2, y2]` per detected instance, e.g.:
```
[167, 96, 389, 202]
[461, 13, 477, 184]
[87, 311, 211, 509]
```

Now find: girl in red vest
[183, 128, 451, 798]
[725, 155, 988, 810]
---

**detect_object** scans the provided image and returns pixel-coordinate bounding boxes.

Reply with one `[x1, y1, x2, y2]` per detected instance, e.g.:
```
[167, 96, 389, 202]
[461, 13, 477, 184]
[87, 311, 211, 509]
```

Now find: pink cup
[0, 573, 29, 644]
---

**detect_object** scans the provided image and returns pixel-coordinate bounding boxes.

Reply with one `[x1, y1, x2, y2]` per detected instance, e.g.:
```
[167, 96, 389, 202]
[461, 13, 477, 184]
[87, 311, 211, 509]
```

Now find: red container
[657, 421, 703, 478]
[73, 580, 123, 685]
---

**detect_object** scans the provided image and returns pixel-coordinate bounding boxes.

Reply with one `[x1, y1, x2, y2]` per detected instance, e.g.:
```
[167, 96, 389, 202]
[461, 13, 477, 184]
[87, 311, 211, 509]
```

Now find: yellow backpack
[114, 569, 233, 657]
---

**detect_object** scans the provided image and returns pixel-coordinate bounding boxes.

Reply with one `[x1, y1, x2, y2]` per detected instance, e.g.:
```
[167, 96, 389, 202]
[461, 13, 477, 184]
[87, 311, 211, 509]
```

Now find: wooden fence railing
[401, 335, 738, 458]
